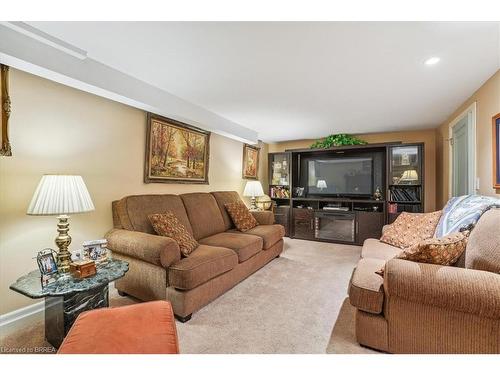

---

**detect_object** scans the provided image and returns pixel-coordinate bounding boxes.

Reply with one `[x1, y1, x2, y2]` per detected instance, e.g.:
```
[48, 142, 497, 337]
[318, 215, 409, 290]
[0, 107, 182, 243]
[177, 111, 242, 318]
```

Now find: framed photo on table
[493, 113, 500, 189]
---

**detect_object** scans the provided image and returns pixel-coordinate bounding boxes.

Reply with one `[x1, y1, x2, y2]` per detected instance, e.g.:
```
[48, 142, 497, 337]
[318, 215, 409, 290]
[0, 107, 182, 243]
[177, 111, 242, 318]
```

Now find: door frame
[448, 102, 477, 198]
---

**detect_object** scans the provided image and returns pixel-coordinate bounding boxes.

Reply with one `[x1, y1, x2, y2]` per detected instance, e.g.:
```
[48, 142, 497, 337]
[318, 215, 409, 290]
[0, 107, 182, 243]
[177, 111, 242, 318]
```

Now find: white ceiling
[27, 22, 500, 142]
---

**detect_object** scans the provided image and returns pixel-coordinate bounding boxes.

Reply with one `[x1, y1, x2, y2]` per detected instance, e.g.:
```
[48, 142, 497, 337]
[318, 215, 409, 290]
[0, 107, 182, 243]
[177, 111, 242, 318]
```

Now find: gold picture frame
[144, 113, 210, 184]
[1, 64, 12, 156]
[242, 143, 260, 179]
[493, 113, 500, 189]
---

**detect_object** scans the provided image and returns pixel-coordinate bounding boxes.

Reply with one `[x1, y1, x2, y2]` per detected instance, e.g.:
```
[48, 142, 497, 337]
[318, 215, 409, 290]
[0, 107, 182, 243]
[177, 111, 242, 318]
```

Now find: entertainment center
[268, 142, 424, 245]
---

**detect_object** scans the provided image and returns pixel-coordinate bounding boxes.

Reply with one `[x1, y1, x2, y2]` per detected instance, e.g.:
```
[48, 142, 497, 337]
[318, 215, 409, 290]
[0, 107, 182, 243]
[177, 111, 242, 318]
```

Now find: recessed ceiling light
[424, 57, 440, 66]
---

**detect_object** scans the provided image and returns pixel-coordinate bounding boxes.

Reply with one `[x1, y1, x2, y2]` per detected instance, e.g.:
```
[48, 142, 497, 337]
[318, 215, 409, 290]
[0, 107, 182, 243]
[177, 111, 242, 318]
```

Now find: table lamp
[243, 181, 264, 210]
[316, 179, 327, 191]
[27, 175, 95, 274]
[399, 169, 419, 184]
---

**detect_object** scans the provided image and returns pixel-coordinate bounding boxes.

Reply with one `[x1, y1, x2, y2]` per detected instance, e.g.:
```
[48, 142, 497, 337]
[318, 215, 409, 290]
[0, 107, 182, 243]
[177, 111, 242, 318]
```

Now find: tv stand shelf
[268, 142, 424, 243]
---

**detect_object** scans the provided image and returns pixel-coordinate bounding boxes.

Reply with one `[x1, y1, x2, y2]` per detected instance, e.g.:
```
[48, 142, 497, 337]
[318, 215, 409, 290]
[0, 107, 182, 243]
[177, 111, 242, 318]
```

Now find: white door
[450, 104, 476, 197]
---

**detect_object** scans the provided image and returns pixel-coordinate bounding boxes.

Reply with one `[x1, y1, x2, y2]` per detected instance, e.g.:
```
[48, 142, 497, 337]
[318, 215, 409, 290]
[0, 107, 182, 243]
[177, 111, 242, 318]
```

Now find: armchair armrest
[251, 210, 274, 225]
[384, 259, 500, 320]
[105, 229, 181, 268]
[381, 224, 391, 235]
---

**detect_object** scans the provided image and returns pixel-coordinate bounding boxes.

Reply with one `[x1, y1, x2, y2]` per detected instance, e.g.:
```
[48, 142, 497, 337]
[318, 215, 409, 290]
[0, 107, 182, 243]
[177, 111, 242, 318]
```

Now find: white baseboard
[0, 301, 45, 336]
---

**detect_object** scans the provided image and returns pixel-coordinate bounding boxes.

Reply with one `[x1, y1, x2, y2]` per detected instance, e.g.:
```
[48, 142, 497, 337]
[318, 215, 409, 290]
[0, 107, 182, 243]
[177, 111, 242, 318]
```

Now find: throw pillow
[224, 202, 259, 232]
[148, 212, 198, 257]
[396, 231, 468, 266]
[380, 210, 442, 248]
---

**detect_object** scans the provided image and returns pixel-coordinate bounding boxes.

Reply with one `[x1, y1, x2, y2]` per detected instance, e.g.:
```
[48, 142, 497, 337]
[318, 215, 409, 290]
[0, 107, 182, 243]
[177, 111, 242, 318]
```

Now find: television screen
[307, 157, 373, 196]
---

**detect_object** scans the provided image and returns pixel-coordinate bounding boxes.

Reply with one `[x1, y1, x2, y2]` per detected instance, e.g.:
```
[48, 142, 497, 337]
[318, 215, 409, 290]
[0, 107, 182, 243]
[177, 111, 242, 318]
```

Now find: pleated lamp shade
[27, 175, 95, 215]
[243, 181, 264, 197]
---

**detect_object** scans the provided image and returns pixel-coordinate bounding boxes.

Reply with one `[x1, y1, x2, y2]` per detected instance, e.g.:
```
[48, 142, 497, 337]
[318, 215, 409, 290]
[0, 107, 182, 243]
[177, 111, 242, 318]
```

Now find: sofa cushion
[225, 202, 259, 232]
[148, 212, 199, 257]
[168, 245, 238, 290]
[465, 208, 500, 273]
[361, 238, 402, 261]
[180, 193, 226, 240]
[114, 195, 193, 235]
[380, 211, 442, 248]
[211, 191, 241, 230]
[199, 232, 263, 262]
[349, 258, 386, 314]
[230, 224, 285, 249]
[396, 231, 468, 266]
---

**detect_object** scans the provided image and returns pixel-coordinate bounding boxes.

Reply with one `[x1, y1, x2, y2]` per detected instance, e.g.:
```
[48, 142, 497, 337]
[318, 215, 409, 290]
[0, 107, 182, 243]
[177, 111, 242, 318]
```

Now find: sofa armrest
[381, 224, 391, 235]
[251, 210, 274, 225]
[105, 229, 181, 268]
[384, 259, 500, 320]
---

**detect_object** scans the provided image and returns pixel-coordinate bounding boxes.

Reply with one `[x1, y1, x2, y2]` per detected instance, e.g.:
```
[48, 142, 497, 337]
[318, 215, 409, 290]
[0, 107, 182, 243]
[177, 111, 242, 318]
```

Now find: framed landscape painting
[493, 113, 500, 189]
[242, 143, 260, 179]
[145, 113, 210, 184]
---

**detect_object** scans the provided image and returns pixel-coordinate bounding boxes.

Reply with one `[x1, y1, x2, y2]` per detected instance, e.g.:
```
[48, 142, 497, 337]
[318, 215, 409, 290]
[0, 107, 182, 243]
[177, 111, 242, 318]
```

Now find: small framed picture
[37, 248, 58, 275]
[82, 239, 109, 265]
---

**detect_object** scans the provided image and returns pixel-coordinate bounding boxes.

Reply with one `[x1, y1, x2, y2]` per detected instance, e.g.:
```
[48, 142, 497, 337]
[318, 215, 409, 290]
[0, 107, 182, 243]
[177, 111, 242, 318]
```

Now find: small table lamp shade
[243, 181, 264, 210]
[400, 169, 418, 183]
[27, 175, 95, 215]
[316, 179, 327, 189]
[27, 175, 95, 275]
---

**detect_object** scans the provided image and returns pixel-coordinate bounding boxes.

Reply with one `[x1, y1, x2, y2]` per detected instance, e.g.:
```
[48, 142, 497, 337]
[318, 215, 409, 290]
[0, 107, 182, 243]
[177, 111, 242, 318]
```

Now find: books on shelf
[389, 186, 420, 202]
[270, 186, 290, 199]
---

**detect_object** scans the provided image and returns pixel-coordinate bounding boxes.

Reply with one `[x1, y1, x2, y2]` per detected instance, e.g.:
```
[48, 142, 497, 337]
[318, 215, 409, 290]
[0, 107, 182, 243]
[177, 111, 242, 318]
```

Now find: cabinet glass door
[270, 154, 290, 186]
[389, 146, 421, 185]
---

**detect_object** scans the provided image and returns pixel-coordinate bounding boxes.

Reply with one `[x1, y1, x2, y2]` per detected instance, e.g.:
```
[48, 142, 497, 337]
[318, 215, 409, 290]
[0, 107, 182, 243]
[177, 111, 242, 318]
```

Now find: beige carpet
[1, 238, 376, 354]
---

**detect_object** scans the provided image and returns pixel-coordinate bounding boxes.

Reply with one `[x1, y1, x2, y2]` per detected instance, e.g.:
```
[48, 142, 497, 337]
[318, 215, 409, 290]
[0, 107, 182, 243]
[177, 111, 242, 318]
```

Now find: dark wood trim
[242, 143, 260, 180]
[493, 113, 500, 189]
[285, 141, 402, 153]
[144, 112, 210, 184]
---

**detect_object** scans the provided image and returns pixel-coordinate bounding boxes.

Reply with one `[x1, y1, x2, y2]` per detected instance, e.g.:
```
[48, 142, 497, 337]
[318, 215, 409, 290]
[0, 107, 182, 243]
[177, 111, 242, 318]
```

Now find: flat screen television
[306, 157, 373, 197]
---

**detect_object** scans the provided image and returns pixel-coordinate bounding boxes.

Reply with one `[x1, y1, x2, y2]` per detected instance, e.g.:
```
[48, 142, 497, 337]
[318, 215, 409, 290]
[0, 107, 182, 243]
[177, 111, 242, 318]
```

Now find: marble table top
[10, 259, 129, 298]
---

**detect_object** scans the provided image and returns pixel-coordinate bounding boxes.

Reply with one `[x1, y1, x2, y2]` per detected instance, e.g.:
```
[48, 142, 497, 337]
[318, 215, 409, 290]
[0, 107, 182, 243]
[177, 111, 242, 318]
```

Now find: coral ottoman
[58, 301, 179, 354]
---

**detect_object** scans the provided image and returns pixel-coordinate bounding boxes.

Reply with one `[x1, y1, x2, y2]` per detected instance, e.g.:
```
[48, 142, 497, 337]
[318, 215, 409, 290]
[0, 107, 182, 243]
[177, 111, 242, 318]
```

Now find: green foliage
[310, 134, 367, 149]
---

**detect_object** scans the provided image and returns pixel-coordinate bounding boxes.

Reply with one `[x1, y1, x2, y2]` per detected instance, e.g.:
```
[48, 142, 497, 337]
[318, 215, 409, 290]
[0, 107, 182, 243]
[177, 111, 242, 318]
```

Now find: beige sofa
[105, 191, 284, 322]
[348, 208, 500, 353]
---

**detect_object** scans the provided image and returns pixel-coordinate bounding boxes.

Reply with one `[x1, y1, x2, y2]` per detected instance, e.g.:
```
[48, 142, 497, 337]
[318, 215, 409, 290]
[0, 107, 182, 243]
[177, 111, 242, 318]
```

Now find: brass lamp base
[55, 215, 72, 274]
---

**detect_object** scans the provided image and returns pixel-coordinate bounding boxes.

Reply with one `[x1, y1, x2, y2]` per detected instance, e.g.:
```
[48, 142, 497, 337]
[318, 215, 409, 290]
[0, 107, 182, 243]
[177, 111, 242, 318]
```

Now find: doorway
[449, 102, 476, 197]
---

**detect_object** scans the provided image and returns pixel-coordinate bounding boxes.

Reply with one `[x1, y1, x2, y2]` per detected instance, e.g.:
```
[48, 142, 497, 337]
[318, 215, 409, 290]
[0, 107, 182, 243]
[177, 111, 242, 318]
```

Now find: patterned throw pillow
[380, 211, 442, 248]
[224, 202, 259, 232]
[396, 231, 468, 266]
[148, 212, 198, 257]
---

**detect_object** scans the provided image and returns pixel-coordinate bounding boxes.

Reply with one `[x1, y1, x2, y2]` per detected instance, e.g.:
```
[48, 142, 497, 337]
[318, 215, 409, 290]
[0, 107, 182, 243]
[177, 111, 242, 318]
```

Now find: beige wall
[436, 70, 500, 208]
[0, 69, 268, 315]
[269, 129, 437, 212]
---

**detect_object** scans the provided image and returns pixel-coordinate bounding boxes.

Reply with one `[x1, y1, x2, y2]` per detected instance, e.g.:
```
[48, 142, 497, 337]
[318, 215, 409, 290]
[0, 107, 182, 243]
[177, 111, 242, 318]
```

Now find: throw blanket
[434, 195, 500, 237]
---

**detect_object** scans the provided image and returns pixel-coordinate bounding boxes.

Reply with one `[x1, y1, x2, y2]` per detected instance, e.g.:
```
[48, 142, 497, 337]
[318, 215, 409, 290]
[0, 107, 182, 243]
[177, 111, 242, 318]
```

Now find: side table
[10, 259, 129, 348]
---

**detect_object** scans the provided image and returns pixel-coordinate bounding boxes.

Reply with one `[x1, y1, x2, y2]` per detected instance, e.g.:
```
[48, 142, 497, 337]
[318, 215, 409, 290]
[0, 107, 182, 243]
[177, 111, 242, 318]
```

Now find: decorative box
[70, 260, 96, 279]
